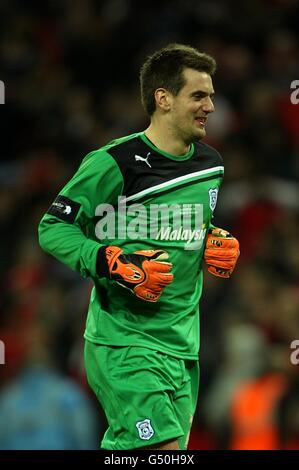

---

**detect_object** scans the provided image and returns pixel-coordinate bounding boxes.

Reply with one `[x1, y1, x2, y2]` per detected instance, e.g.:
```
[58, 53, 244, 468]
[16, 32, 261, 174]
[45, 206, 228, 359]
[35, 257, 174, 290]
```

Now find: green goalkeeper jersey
[38, 132, 224, 359]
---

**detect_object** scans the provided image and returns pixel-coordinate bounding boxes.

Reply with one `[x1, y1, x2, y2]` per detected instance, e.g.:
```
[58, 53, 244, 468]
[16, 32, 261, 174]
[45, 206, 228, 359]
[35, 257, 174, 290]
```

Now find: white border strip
[123, 166, 224, 202]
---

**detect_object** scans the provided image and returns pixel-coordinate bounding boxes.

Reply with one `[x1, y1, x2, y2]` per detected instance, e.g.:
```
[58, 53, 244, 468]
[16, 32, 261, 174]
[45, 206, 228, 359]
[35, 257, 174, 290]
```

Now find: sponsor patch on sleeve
[47, 195, 81, 223]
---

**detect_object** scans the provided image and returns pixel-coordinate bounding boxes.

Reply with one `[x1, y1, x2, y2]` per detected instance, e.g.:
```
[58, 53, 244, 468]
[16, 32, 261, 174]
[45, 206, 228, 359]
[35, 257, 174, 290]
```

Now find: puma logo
[134, 152, 152, 168]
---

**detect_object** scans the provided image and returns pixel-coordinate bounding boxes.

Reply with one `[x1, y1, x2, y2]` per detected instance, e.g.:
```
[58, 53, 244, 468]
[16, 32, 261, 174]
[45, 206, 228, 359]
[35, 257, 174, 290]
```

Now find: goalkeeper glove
[204, 227, 240, 278]
[97, 246, 174, 302]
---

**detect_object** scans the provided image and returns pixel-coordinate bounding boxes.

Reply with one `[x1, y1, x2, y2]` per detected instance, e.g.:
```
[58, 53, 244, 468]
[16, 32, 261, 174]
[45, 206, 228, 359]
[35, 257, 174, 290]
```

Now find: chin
[194, 129, 206, 141]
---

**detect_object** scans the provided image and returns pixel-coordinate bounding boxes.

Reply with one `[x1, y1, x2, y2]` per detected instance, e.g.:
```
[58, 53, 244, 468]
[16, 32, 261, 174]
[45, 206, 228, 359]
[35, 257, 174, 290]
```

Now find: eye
[192, 92, 215, 101]
[193, 93, 205, 100]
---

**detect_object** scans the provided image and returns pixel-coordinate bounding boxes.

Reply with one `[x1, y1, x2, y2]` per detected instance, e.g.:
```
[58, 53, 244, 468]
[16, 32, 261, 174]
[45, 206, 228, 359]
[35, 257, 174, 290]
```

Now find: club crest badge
[136, 418, 155, 440]
[209, 188, 218, 212]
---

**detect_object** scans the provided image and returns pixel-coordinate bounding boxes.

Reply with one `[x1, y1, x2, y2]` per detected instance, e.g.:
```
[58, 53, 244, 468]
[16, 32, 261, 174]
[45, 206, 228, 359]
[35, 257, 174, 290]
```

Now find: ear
[154, 88, 171, 112]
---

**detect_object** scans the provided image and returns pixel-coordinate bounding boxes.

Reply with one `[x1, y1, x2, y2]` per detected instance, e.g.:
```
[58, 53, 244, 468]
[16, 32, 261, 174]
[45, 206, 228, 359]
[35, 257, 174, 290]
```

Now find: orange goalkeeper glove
[204, 227, 240, 278]
[97, 246, 174, 302]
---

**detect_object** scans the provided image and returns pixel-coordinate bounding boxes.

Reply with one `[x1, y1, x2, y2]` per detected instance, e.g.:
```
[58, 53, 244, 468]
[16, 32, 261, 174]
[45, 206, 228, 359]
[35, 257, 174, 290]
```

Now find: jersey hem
[84, 333, 199, 361]
[102, 430, 185, 450]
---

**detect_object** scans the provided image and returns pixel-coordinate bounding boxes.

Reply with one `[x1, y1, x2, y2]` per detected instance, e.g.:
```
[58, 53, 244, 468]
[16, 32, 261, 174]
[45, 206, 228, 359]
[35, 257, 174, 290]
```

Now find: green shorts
[84, 341, 199, 450]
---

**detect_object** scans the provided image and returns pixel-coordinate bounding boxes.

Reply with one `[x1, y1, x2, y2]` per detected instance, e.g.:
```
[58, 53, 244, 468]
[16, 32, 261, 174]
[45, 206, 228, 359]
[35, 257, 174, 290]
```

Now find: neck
[144, 120, 191, 156]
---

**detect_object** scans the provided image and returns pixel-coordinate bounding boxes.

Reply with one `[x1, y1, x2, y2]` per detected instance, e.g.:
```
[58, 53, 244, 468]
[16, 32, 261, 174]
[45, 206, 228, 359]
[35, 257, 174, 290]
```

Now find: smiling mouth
[195, 117, 207, 127]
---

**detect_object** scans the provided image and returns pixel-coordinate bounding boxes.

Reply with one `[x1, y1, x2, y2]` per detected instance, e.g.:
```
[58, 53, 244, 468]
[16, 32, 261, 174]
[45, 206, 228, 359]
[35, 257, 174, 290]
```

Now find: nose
[202, 96, 215, 113]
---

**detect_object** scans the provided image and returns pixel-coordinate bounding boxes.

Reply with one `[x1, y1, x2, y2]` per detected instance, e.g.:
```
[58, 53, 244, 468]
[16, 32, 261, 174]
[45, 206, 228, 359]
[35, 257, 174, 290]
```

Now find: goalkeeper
[38, 43, 239, 450]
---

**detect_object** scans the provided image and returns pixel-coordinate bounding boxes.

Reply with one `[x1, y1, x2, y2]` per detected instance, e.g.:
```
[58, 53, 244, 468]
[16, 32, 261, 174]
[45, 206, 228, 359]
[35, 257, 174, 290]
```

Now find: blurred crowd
[0, 0, 299, 450]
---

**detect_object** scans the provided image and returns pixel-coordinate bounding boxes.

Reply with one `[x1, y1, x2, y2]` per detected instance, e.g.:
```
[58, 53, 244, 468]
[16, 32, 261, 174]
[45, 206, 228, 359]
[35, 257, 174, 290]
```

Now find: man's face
[168, 68, 215, 142]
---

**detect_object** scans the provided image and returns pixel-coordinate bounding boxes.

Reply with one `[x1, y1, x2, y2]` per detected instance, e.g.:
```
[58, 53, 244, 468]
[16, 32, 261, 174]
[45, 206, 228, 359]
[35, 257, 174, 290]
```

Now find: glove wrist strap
[96, 246, 123, 278]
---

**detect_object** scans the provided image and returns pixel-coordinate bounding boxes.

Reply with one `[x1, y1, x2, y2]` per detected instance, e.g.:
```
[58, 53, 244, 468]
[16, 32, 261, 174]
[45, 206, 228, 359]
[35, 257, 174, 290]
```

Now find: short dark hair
[140, 43, 217, 116]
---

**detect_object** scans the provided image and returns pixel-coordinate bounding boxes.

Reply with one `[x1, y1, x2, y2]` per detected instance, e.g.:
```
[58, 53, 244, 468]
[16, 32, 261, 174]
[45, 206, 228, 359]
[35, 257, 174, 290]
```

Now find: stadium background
[0, 0, 299, 449]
